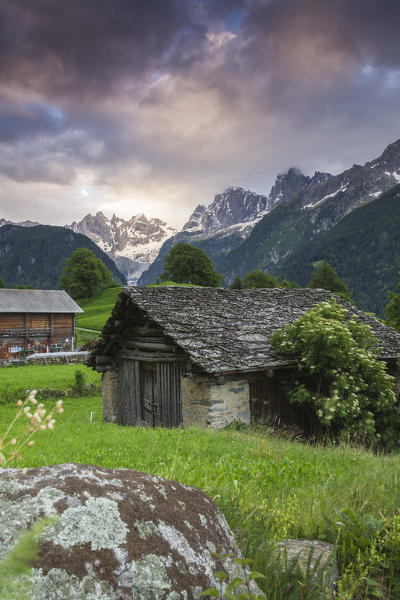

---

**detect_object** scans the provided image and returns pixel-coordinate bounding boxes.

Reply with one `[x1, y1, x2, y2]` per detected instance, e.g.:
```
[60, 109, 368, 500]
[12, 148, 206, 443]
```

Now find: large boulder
[0, 463, 262, 599]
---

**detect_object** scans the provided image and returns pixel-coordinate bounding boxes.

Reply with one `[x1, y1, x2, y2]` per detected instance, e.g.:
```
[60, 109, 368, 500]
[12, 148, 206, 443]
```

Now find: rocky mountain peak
[267, 167, 333, 211]
[182, 187, 269, 234]
[66, 212, 176, 284]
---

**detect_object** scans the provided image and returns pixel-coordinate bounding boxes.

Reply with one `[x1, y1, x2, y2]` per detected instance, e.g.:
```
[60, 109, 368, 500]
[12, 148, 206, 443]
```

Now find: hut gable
[94, 287, 400, 375]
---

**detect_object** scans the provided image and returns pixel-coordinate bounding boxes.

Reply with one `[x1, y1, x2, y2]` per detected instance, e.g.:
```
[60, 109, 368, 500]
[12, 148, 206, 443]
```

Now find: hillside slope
[274, 185, 400, 315]
[0, 225, 126, 289]
[220, 139, 400, 284]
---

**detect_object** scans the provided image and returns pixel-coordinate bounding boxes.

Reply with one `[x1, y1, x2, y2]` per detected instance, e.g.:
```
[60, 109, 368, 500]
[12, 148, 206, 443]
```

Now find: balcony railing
[0, 328, 52, 338]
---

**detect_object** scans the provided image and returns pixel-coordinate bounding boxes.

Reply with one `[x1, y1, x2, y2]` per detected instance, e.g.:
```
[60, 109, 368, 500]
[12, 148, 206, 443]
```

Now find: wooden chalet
[91, 287, 400, 430]
[0, 289, 83, 362]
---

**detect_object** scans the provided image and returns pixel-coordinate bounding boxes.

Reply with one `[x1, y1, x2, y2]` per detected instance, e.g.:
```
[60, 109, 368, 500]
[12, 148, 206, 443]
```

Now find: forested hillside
[0, 225, 126, 289]
[274, 185, 400, 315]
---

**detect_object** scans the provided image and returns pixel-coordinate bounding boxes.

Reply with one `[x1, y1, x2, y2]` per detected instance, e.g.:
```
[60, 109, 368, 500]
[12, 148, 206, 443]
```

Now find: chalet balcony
[0, 328, 53, 338]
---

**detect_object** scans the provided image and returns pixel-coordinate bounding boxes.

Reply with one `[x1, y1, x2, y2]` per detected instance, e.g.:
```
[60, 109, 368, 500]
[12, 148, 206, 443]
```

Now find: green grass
[1, 395, 399, 598]
[0, 364, 101, 403]
[75, 329, 100, 347]
[75, 286, 123, 331]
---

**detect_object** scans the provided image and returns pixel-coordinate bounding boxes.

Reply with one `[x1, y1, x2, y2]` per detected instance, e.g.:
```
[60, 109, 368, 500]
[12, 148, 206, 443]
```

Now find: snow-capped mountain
[220, 138, 400, 283]
[182, 188, 269, 233]
[0, 218, 40, 228]
[138, 169, 332, 285]
[66, 212, 176, 284]
[295, 138, 400, 221]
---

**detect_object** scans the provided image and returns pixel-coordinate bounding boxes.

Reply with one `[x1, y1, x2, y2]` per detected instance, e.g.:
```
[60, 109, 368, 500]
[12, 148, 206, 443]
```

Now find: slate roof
[99, 287, 400, 374]
[0, 289, 83, 313]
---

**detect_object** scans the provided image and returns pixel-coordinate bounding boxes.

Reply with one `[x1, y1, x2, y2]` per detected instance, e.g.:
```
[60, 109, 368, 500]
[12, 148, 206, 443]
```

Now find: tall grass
[1, 396, 399, 598]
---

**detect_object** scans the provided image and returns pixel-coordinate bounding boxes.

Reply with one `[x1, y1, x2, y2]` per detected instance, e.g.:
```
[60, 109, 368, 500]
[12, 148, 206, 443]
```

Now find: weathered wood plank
[118, 350, 186, 362]
[135, 360, 141, 424]
[125, 341, 177, 352]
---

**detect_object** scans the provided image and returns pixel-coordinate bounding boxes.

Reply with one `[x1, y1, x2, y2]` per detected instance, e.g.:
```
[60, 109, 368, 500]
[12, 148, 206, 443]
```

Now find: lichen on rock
[0, 463, 263, 599]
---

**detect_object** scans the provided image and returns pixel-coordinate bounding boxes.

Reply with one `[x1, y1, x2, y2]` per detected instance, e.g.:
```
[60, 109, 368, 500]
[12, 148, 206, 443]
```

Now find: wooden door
[140, 362, 159, 427]
[118, 358, 185, 428]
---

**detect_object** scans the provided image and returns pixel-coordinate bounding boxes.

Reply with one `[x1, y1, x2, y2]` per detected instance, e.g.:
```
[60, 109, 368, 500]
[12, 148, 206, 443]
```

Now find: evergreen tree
[161, 243, 223, 287]
[59, 248, 115, 299]
[0, 276, 5, 288]
[385, 271, 400, 330]
[280, 279, 299, 289]
[229, 277, 242, 289]
[308, 261, 352, 301]
[242, 269, 279, 289]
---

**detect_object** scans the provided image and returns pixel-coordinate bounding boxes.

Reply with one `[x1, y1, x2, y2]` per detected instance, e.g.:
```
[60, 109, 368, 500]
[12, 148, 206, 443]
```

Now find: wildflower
[27, 441, 35, 447]
[16, 400, 23, 407]
[11, 438, 16, 445]
[47, 419, 56, 430]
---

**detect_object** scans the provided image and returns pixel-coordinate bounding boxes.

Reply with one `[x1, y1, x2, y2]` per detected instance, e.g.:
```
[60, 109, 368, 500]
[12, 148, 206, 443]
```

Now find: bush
[271, 300, 398, 447]
[72, 370, 89, 397]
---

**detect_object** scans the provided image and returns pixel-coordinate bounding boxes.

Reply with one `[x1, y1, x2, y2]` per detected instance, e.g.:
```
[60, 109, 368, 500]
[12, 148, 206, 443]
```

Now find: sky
[0, 0, 400, 229]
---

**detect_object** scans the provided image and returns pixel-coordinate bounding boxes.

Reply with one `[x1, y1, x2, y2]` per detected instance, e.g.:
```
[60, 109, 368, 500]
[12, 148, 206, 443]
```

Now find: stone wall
[24, 351, 89, 366]
[102, 370, 119, 422]
[181, 374, 250, 428]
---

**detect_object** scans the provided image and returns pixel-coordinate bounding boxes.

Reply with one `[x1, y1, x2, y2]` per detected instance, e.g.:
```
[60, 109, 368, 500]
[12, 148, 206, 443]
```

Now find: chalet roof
[0, 289, 83, 314]
[97, 287, 400, 374]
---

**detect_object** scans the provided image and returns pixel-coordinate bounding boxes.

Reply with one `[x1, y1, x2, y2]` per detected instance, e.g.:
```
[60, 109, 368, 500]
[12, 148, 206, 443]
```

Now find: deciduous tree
[271, 300, 397, 447]
[242, 269, 279, 289]
[160, 243, 223, 287]
[59, 248, 115, 299]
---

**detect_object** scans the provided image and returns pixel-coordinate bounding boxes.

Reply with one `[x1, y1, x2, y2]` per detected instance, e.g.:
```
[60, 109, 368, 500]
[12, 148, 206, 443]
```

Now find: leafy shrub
[271, 300, 398, 447]
[73, 370, 89, 396]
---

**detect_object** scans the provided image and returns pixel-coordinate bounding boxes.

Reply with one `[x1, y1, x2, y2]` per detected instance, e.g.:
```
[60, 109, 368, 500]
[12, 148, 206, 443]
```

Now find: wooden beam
[118, 350, 187, 363]
[124, 340, 177, 352]
[96, 355, 113, 364]
[132, 326, 164, 336]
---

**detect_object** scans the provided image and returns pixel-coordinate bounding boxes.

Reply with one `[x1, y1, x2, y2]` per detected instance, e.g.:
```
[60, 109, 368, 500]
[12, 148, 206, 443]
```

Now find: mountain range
[137, 169, 332, 285]
[1, 138, 400, 315]
[219, 139, 400, 283]
[138, 137, 400, 316]
[66, 213, 176, 284]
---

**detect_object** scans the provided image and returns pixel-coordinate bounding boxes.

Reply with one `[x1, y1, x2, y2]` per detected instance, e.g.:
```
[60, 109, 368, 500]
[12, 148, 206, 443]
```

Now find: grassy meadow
[0, 363, 101, 404]
[75, 286, 123, 331]
[1, 362, 400, 598]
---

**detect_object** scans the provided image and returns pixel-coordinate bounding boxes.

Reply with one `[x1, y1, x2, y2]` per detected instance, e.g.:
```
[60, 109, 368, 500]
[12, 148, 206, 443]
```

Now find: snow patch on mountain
[66, 212, 176, 284]
[0, 218, 41, 228]
[303, 184, 348, 209]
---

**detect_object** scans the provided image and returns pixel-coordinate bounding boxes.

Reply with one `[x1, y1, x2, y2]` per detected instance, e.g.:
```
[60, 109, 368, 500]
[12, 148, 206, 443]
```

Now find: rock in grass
[0, 463, 262, 599]
[275, 539, 337, 596]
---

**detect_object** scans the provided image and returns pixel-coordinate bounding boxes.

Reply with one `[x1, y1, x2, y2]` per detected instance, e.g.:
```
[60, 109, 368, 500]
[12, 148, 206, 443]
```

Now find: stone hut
[91, 287, 400, 429]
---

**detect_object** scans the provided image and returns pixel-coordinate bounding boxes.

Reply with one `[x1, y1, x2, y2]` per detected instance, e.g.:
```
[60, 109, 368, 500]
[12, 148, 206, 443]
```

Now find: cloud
[0, 0, 400, 228]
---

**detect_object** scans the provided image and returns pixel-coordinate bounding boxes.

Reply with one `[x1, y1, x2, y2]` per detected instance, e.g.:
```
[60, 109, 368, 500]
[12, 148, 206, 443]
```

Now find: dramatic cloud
[0, 0, 399, 226]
